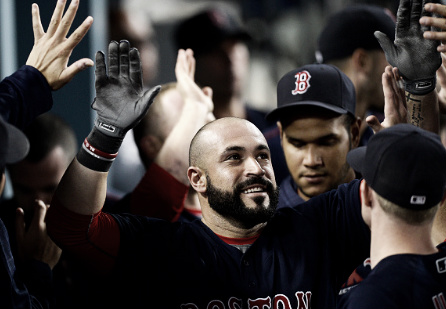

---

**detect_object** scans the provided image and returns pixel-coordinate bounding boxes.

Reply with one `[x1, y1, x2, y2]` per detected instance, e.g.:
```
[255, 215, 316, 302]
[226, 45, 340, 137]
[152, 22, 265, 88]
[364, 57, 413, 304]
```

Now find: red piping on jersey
[216, 233, 260, 245]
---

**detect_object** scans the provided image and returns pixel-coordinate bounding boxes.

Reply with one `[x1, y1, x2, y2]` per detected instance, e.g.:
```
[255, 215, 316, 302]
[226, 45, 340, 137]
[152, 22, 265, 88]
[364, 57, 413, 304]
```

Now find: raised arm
[53, 41, 160, 215]
[154, 49, 214, 185]
[0, 0, 93, 129]
[370, 0, 441, 133]
[26, 0, 93, 90]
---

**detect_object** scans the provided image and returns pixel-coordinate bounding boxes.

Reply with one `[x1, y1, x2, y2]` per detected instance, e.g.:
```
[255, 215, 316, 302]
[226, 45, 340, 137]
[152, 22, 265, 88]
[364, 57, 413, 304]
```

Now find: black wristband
[404, 77, 436, 95]
[76, 127, 123, 172]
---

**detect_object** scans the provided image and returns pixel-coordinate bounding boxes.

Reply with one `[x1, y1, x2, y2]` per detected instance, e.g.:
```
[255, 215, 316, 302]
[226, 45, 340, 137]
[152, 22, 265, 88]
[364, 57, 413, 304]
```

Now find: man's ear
[351, 48, 373, 74]
[187, 167, 207, 193]
[139, 135, 163, 161]
[351, 117, 362, 148]
[360, 179, 373, 208]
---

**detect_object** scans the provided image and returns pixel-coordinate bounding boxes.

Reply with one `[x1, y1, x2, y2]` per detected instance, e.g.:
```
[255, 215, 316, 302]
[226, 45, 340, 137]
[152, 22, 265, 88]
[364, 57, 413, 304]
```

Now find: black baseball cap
[347, 124, 446, 210]
[315, 4, 395, 63]
[0, 116, 29, 170]
[266, 64, 356, 121]
[174, 7, 251, 56]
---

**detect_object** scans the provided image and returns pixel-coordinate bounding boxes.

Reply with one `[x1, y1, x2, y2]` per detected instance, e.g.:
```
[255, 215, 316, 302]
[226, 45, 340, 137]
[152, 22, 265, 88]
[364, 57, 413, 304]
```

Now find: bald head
[189, 117, 267, 168]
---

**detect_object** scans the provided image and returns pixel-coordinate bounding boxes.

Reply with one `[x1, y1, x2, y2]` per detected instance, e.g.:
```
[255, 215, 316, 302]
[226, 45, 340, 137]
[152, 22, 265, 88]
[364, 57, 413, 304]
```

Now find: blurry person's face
[8, 146, 69, 215]
[195, 39, 249, 103]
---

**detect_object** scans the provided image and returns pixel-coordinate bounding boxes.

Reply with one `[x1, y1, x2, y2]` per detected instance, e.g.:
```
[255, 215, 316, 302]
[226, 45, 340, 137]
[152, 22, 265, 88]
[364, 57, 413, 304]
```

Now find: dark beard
[206, 175, 280, 229]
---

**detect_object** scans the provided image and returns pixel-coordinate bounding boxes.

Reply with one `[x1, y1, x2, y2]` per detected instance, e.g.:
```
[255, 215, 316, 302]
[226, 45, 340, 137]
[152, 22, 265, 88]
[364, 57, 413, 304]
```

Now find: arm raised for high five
[26, 0, 94, 90]
[0, 0, 93, 128]
[370, 0, 441, 134]
[52, 40, 160, 215]
[154, 49, 214, 185]
[419, 3, 446, 114]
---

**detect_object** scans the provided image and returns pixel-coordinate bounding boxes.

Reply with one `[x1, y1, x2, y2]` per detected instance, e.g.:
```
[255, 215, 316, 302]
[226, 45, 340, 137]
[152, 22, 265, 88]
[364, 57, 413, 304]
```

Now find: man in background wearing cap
[0, 0, 93, 307]
[266, 63, 362, 207]
[264, 0, 441, 209]
[174, 6, 275, 132]
[316, 4, 396, 145]
[265, 4, 396, 185]
[339, 124, 446, 309]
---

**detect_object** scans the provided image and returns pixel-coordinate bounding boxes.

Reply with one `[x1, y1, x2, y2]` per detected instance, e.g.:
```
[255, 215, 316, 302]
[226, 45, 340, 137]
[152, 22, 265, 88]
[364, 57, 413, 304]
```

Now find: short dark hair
[20, 113, 77, 163]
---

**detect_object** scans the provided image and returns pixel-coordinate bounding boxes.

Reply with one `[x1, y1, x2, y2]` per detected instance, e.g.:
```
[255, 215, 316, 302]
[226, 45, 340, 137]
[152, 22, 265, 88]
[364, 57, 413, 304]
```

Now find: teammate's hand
[15, 200, 62, 270]
[367, 66, 407, 133]
[93, 40, 161, 139]
[374, 0, 441, 95]
[26, 0, 94, 90]
[436, 54, 446, 113]
[175, 49, 215, 122]
[420, 2, 446, 53]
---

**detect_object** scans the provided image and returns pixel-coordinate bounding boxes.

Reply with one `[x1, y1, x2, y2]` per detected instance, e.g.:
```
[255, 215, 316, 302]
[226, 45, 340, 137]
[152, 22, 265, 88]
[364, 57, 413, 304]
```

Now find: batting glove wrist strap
[76, 127, 123, 172]
[404, 76, 436, 96]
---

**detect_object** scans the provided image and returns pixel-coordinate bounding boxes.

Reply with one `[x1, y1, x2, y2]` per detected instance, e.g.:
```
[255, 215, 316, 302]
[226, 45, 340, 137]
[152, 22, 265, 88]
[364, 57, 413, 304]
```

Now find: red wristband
[83, 138, 118, 160]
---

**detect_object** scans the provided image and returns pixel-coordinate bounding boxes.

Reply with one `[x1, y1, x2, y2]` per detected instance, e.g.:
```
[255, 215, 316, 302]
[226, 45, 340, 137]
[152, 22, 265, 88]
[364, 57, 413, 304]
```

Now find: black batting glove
[374, 0, 441, 95]
[77, 40, 160, 172]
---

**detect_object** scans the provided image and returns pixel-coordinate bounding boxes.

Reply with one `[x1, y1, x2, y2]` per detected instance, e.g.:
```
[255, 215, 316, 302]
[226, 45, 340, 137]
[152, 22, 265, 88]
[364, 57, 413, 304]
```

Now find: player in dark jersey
[338, 124, 446, 309]
[45, 32, 442, 308]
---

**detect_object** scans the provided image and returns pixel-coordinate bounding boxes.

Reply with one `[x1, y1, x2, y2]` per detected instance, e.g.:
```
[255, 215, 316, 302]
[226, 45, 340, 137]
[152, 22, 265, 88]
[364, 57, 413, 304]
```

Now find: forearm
[130, 163, 188, 221]
[0, 66, 52, 129]
[155, 99, 210, 185]
[406, 90, 439, 133]
[53, 158, 108, 215]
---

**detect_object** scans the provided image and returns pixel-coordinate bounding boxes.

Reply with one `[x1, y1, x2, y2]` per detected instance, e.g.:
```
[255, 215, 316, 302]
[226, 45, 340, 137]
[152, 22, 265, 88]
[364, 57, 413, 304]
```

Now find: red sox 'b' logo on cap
[292, 70, 311, 95]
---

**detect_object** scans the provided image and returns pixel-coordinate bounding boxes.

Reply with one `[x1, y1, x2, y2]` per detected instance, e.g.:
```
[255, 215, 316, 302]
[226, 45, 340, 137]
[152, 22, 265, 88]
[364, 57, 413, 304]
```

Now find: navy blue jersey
[277, 175, 306, 209]
[109, 179, 370, 308]
[0, 65, 54, 308]
[339, 242, 446, 309]
[0, 66, 52, 129]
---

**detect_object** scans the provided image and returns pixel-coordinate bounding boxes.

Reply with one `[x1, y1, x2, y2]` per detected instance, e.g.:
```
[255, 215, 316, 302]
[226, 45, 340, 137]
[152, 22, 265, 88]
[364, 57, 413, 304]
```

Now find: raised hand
[367, 66, 407, 133]
[175, 49, 214, 122]
[15, 200, 61, 269]
[26, 0, 94, 90]
[374, 0, 441, 95]
[93, 40, 160, 139]
[420, 2, 446, 53]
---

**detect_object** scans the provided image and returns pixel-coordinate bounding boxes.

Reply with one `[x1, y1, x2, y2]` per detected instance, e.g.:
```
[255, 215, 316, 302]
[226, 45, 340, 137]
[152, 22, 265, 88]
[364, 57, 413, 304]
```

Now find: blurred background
[0, 0, 404, 195]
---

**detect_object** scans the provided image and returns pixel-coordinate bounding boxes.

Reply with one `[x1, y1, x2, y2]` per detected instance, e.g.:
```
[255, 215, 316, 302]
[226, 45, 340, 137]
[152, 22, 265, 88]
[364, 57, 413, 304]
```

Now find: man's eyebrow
[286, 133, 339, 143]
[223, 146, 245, 153]
[256, 144, 270, 152]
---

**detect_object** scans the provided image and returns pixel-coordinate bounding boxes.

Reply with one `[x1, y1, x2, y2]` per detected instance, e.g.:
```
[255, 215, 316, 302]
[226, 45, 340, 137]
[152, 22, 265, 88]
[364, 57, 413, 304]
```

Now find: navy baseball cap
[174, 7, 251, 55]
[315, 4, 395, 63]
[266, 64, 356, 121]
[347, 124, 446, 210]
[0, 116, 29, 170]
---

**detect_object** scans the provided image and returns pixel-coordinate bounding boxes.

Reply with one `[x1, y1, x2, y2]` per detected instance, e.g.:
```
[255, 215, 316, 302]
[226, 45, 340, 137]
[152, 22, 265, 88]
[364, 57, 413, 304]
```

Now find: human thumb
[374, 31, 397, 62]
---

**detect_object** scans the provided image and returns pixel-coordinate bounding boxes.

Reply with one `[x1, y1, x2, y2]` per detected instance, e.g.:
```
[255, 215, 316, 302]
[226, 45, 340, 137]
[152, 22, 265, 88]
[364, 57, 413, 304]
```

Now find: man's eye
[227, 154, 241, 160]
[258, 153, 269, 160]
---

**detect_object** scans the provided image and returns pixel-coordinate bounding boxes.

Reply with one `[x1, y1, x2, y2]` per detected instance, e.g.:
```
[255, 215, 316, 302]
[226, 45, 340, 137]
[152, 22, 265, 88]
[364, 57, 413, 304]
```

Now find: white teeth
[243, 187, 263, 194]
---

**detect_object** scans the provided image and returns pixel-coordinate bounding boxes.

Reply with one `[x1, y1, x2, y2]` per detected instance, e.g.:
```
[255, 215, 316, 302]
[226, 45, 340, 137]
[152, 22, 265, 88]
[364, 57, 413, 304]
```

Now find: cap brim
[266, 101, 349, 121]
[4, 122, 29, 164]
[346, 146, 367, 174]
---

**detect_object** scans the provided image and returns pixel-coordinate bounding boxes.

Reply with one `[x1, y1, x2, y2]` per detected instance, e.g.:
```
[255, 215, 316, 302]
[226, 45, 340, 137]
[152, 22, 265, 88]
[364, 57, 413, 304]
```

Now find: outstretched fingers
[46, 0, 67, 37]
[54, 0, 80, 40]
[129, 47, 143, 92]
[31, 4, 44, 42]
[64, 15, 93, 52]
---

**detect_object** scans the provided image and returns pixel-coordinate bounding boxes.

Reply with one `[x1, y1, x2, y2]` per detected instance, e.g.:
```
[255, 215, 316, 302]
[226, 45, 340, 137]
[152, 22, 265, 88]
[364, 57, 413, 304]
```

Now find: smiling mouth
[242, 186, 265, 194]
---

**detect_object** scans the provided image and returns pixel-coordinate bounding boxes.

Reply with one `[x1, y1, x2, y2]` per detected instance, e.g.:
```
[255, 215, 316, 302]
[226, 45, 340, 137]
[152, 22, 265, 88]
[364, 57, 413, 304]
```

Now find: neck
[370, 214, 437, 268]
[200, 203, 266, 238]
[432, 202, 446, 245]
[184, 190, 201, 212]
